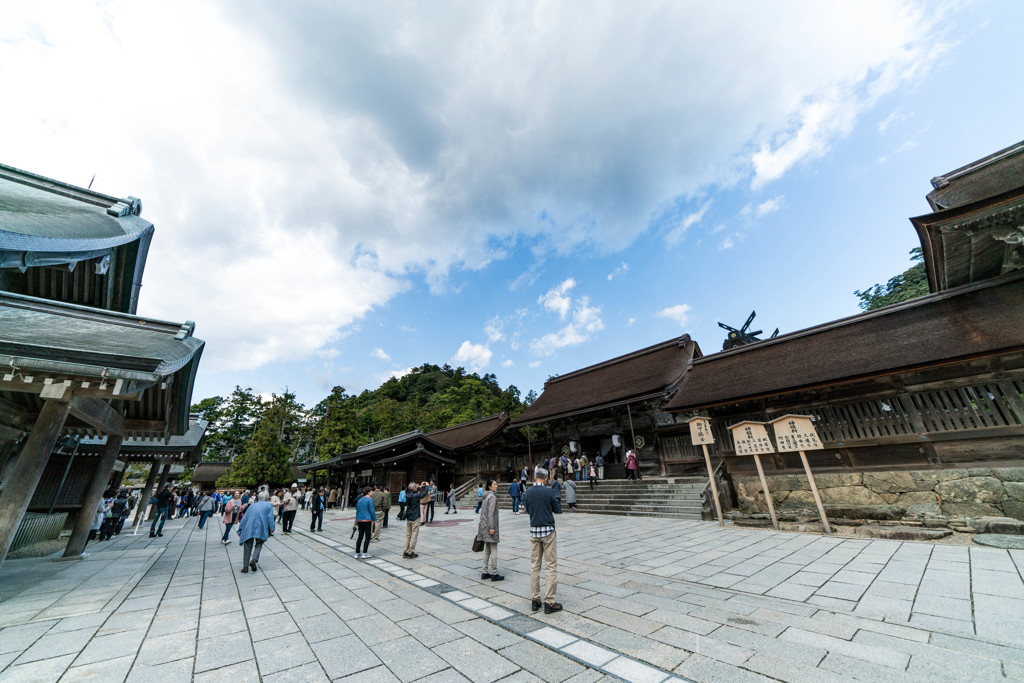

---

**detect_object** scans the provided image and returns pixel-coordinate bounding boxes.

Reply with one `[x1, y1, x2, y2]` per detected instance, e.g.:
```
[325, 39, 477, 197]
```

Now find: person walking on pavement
[221, 491, 241, 543]
[370, 484, 385, 542]
[565, 477, 577, 510]
[310, 487, 326, 532]
[397, 486, 407, 520]
[474, 482, 484, 513]
[328, 487, 338, 509]
[355, 487, 376, 558]
[419, 483, 430, 526]
[403, 482, 427, 558]
[509, 480, 522, 515]
[427, 480, 437, 523]
[281, 486, 298, 533]
[477, 479, 503, 581]
[445, 485, 458, 514]
[197, 490, 214, 529]
[523, 468, 562, 614]
[149, 484, 174, 537]
[382, 487, 392, 528]
[237, 490, 274, 573]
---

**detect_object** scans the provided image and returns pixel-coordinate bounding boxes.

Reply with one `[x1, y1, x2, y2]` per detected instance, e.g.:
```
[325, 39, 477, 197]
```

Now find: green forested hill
[190, 364, 536, 485]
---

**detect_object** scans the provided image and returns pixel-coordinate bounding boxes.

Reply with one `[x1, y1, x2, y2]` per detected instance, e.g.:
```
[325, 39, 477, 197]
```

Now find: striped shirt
[530, 525, 555, 539]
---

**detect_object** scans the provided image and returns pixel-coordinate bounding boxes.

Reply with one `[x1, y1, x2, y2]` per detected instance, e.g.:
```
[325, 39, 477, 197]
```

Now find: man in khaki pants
[370, 484, 385, 541]
[522, 468, 562, 614]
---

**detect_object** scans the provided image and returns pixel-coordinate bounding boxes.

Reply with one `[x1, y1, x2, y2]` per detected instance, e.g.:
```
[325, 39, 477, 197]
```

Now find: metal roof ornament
[717, 310, 779, 351]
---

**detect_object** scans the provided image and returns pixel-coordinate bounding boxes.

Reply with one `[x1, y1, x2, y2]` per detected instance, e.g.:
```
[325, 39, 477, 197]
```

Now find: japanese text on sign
[769, 415, 823, 452]
[728, 421, 775, 455]
[687, 417, 714, 445]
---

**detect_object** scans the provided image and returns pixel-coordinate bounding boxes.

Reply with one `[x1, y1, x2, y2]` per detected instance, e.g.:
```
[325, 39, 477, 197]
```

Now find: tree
[217, 392, 296, 487]
[193, 386, 265, 461]
[854, 247, 930, 311]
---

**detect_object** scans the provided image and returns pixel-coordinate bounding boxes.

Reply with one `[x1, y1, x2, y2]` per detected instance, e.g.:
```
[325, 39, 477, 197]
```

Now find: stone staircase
[459, 477, 708, 520]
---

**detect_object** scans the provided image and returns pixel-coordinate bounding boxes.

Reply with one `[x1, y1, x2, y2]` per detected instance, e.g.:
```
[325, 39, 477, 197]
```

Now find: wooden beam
[64, 434, 123, 557]
[0, 377, 141, 400]
[69, 397, 125, 435]
[0, 399, 73, 566]
[124, 419, 167, 434]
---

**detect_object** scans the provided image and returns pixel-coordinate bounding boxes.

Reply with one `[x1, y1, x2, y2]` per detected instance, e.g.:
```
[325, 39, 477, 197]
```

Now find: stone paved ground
[1, 506, 1023, 682]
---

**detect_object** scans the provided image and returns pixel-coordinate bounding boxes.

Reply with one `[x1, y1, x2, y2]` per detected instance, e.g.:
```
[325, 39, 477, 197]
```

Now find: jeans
[310, 510, 323, 531]
[446, 501, 456, 513]
[242, 538, 264, 567]
[356, 521, 372, 553]
[398, 502, 406, 519]
[198, 510, 211, 528]
[222, 522, 234, 541]
[475, 498, 482, 513]
[100, 516, 117, 540]
[530, 531, 558, 604]
[383, 509, 389, 527]
[575, 471, 580, 481]
[150, 507, 169, 535]
[427, 501, 434, 522]
[627, 468, 638, 481]
[115, 516, 127, 535]
[511, 496, 520, 513]
[589, 476, 596, 490]
[282, 510, 295, 532]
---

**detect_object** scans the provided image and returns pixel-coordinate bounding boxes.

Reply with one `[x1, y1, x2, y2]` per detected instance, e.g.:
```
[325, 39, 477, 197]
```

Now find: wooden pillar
[64, 435, 123, 557]
[0, 399, 73, 567]
[133, 462, 161, 525]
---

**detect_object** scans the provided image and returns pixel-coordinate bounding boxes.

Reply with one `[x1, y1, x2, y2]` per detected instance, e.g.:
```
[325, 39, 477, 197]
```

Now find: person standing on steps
[595, 453, 605, 480]
[403, 483, 427, 558]
[588, 463, 597, 490]
[523, 468, 562, 614]
[508, 480, 521, 515]
[565, 476, 577, 510]
[238, 490, 274, 573]
[625, 449, 639, 481]
[477, 478, 503, 581]
[310, 487, 326, 532]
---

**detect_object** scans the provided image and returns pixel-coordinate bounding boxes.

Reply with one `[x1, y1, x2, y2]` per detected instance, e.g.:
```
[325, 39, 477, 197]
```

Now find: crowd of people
[125, 464, 574, 615]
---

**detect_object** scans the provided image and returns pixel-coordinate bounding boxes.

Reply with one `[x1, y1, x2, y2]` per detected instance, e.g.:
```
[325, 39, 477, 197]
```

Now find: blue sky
[2, 1, 1022, 408]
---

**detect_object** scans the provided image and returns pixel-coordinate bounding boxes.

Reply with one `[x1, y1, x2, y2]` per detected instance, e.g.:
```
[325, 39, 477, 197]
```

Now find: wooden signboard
[728, 421, 779, 530]
[684, 417, 723, 526]
[769, 415, 831, 534]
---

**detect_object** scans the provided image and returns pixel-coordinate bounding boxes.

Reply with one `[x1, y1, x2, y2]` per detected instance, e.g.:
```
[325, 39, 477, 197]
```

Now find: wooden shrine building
[0, 164, 205, 563]
[663, 140, 1024, 519]
[511, 335, 704, 478]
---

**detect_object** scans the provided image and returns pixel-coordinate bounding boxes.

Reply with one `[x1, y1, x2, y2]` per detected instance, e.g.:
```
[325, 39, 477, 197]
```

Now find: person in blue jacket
[509, 480, 522, 515]
[237, 490, 275, 574]
[355, 487, 376, 559]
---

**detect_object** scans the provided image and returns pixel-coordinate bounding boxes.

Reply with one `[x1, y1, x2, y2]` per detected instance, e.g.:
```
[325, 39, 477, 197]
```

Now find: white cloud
[538, 278, 576, 320]
[720, 237, 735, 250]
[377, 367, 415, 384]
[666, 200, 712, 246]
[658, 304, 693, 327]
[452, 341, 492, 372]
[531, 296, 604, 356]
[485, 316, 504, 342]
[627, 317, 636, 326]
[502, 359, 514, 368]
[371, 347, 390, 361]
[529, 361, 541, 368]
[755, 196, 784, 217]
[606, 262, 629, 281]
[0, 1, 948, 371]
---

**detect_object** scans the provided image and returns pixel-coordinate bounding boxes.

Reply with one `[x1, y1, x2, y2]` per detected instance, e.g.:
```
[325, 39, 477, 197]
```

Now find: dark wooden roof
[0, 163, 155, 314]
[512, 335, 701, 426]
[926, 140, 1024, 211]
[192, 461, 305, 485]
[78, 415, 208, 463]
[427, 413, 509, 449]
[0, 292, 205, 439]
[665, 273, 1024, 412]
[300, 430, 458, 472]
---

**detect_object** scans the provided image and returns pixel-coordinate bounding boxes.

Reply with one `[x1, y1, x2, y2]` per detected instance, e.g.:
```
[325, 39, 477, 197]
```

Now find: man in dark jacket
[149, 485, 174, 537]
[522, 468, 562, 614]
[403, 483, 427, 558]
[310, 487, 326, 532]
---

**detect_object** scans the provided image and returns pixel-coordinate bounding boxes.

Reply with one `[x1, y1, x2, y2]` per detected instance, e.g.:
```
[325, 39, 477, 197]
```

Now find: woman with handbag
[476, 479, 503, 581]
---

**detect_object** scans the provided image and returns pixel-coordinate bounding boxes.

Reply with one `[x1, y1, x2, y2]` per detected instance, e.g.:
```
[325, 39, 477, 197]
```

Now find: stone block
[779, 490, 816, 509]
[862, 471, 915, 494]
[769, 474, 809, 492]
[992, 467, 1024, 482]
[823, 504, 902, 520]
[911, 470, 967, 490]
[855, 524, 951, 541]
[1002, 481, 1024, 501]
[896, 491, 941, 518]
[1003, 501, 1024, 520]
[941, 502, 1002, 517]
[818, 486, 885, 506]
[815, 473, 862, 487]
[935, 476, 1004, 504]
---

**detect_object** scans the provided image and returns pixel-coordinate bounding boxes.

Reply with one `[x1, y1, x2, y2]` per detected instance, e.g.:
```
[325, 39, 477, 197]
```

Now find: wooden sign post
[728, 421, 779, 531]
[685, 417, 723, 527]
[770, 414, 831, 534]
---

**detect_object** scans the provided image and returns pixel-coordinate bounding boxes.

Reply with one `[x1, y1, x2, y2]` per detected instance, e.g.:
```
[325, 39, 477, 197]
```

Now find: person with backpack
[150, 485, 174, 537]
[99, 491, 118, 541]
[197, 490, 215, 529]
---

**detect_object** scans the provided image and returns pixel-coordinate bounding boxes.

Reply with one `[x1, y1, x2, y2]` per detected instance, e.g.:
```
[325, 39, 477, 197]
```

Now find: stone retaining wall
[733, 467, 1024, 520]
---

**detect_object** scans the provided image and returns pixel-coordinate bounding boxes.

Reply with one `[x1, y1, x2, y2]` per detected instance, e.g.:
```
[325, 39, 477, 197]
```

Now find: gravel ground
[7, 537, 69, 560]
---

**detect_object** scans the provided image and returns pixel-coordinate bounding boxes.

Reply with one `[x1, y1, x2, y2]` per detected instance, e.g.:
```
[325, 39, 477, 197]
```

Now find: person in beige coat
[476, 479, 503, 581]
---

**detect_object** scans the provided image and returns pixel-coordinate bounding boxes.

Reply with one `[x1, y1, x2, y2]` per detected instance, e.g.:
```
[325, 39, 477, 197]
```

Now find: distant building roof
[512, 336, 701, 426]
[0, 163, 155, 314]
[427, 413, 510, 449]
[665, 273, 1024, 413]
[192, 461, 305, 485]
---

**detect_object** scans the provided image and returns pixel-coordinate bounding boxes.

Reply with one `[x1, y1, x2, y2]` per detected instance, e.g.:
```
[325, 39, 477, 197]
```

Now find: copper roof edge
[542, 334, 693, 386]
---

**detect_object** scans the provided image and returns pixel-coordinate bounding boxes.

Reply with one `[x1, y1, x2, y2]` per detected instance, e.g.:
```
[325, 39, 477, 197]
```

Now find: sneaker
[531, 599, 542, 612]
[481, 572, 492, 580]
[544, 602, 563, 614]
[490, 574, 505, 582]
[409, 552, 418, 558]
[363, 553, 373, 559]
[149, 533, 156, 538]
[157, 533, 163, 537]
